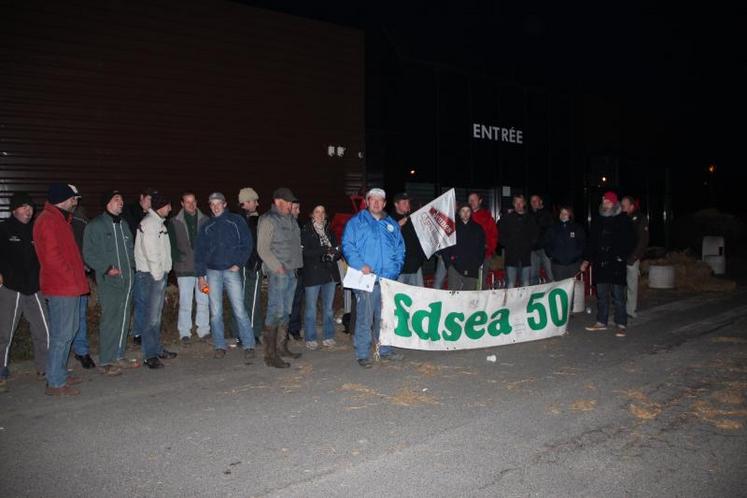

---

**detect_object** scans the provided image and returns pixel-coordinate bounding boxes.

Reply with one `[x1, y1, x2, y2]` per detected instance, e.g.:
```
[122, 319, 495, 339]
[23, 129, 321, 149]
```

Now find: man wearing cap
[257, 187, 303, 368]
[581, 191, 636, 337]
[134, 192, 177, 369]
[169, 191, 210, 344]
[238, 187, 263, 344]
[83, 190, 137, 375]
[342, 188, 405, 368]
[391, 192, 426, 287]
[195, 192, 256, 362]
[33, 183, 90, 395]
[123, 187, 156, 346]
[0, 193, 50, 393]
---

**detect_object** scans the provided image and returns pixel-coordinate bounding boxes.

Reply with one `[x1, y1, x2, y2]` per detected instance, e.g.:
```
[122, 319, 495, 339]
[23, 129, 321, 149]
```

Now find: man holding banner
[342, 188, 405, 368]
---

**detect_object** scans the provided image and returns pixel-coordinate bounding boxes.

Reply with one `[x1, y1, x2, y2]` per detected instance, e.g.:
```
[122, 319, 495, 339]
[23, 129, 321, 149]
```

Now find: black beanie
[101, 189, 123, 209]
[10, 192, 34, 211]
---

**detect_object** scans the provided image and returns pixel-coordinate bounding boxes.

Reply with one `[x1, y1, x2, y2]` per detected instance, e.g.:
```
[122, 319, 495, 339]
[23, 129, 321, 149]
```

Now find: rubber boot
[277, 324, 302, 359]
[263, 327, 289, 368]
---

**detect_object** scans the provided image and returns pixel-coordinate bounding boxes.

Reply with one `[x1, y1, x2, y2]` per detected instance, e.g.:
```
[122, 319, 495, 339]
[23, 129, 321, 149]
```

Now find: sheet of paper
[342, 266, 376, 292]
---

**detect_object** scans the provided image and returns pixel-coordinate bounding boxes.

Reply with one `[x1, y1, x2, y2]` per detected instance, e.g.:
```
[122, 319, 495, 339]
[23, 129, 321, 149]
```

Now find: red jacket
[33, 203, 89, 296]
[471, 208, 499, 259]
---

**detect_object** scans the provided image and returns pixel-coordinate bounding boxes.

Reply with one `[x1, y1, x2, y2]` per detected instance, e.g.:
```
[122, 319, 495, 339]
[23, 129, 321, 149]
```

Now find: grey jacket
[170, 208, 208, 277]
[257, 205, 303, 273]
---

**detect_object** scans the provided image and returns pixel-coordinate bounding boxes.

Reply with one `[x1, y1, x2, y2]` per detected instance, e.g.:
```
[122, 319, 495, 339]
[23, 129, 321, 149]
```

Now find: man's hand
[198, 276, 208, 289]
[361, 265, 372, 275]
[107, 267, 121, 277]
[398, 216, 408, 227]
[229, 265, 240, 272]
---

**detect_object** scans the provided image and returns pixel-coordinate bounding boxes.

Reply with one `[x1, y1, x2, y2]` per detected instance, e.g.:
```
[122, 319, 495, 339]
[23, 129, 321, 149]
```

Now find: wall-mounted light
[409, 169, 416, 175]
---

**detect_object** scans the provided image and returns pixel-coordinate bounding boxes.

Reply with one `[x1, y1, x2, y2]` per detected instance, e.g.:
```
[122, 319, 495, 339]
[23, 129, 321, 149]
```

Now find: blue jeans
[353, 284, 392, 360]
[398, 268, 424, 287]
[131, 271, 146, 337]
[596, 282, 627, 327]
[506, 266, 531, 288]
[71, 295, 90, 356]
[177, 276, 210, 339]
[137, 272, 167, 359]
[207, 268, 255, 350]
[530, 249, 554, 285]
[46, 296, 80, 388]
[304, 281, 336, 341]
[265, 271, 297, 328]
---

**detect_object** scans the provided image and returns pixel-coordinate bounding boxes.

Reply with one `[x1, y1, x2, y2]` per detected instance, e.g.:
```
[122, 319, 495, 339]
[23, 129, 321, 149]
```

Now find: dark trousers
[596, 282, 627, 327]
[288, 270, 304, 335]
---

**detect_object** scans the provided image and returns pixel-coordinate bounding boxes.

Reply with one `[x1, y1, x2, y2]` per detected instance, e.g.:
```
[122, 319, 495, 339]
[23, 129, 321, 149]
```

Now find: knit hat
[208, 192, 226, 203]
[47, 183, 78, 204]
[602, 191, 619, 204]
[366, 188, 386, 199]
[9, 192, 33, 211]
[272, 187, 297, 202]
[392, 192, 410, 202]
[151, 192, 171, 211]
[101, 189, 123, 208]
[238, 187, 259, 203]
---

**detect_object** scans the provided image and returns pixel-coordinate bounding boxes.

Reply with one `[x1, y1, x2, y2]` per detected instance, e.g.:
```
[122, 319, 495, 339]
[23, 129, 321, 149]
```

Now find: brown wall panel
[0, 0, 364, 218]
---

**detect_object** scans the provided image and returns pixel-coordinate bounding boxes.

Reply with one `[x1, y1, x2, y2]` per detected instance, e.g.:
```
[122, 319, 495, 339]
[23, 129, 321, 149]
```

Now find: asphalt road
[2, 289, 746, 497]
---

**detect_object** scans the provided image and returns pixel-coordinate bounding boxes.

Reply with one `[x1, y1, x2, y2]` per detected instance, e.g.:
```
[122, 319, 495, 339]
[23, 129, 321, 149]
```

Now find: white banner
[380, 278, 575, 351]
[410, 188, 457, 259]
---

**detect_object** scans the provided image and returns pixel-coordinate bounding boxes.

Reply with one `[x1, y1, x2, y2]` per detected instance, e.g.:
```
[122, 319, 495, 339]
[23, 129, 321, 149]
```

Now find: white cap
[366, 187, 386, 199]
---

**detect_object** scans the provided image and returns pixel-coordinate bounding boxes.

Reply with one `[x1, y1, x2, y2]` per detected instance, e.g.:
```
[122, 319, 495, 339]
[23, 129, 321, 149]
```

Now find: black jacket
[443, 219, 485, 278]
[0, 216, 40, 295]
[122, 202, 147, 238]
[390, 212, 426, 274]
[499, 211, 539, 267]
[584, 205, 636, 285]
[544, 220, 586, 266]
[301, 221, 340, 287]
[242, 212, 262, 271]
[531, 207, 555, 250]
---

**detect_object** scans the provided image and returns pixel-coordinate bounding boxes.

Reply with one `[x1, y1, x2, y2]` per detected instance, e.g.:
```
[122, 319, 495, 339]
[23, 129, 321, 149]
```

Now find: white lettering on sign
[472, 123, 525, 144]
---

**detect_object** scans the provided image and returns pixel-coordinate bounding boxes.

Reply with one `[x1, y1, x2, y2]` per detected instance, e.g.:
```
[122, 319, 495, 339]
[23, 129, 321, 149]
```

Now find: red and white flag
[410, 188, 457, 258]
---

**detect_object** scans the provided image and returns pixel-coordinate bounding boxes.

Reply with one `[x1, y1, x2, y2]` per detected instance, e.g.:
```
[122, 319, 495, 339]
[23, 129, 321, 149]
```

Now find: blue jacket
[194, 211, 252, 276]
[342, 209, 404, 280]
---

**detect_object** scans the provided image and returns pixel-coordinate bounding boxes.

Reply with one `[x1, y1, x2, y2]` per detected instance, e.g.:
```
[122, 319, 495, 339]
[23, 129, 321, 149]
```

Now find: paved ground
[2, 288, 747, 497]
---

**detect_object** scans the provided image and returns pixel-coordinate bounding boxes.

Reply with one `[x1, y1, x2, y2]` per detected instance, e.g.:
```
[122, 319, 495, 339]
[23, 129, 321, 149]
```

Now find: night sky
[242, 1, 745, 217]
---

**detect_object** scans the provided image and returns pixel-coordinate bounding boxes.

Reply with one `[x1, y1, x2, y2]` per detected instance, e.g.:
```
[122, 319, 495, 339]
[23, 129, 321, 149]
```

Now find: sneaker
[244, 348, 255, 364]
[615, 325, 627, 337]
[322, 339, 336, 348]
[181, 337, 191, 345]
[101, 365, 123, 377]
[357, 358, 372, 369]
[66, 375, 83, 385]
[0, 378, 8, 393]
[115, 358, 140, 369]
[158, 349, 177, 360]
[585, 322, 608, 332]
[305, 340, 319, 351]
[46, 384, 80, 396]
[214, 349, 226, 359]
[133, 335, 142, 345]
[381, 352, 405, 361]
[234, 337, 242, 348]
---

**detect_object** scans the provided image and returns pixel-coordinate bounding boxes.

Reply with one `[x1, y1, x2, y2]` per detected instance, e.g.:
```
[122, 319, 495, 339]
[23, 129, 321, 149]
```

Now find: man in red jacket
[33, 183, 90, 396]
[467, 192, 499, 289]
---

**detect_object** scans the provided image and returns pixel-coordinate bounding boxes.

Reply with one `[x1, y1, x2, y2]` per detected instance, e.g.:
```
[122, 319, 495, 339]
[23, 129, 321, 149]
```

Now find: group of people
[0, 183, 648, 395]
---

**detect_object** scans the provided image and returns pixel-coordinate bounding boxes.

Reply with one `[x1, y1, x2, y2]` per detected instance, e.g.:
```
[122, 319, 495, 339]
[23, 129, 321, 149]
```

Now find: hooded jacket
[0, 215, 40, 295]
[195, 210, 252, 276]
[584, 203, 636, 285]
[33, 202, 89, 296]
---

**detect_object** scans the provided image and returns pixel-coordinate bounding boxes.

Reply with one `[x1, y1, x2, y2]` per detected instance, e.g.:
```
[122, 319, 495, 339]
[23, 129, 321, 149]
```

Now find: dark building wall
[0, 0, 364, 218]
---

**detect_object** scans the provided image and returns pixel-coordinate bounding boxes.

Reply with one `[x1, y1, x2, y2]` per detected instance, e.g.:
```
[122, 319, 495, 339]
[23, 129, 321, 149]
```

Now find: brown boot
[263, 327, 289, 368]
[277, 324, 302, 359]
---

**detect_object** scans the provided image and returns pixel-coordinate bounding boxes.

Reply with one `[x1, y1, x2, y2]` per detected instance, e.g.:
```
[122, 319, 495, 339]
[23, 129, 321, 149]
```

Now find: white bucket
[704, 255, 726, 275]
[573, 279, 586, 313]
[648, 265, 675, 289]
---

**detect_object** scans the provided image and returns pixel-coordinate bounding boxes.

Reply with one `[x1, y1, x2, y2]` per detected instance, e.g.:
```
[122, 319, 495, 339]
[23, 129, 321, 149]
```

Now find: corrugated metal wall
[0, 0, 364, 218]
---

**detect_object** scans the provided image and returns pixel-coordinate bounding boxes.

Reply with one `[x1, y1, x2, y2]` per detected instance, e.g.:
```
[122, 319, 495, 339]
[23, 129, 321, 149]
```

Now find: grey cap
[208, 192, 226, 203]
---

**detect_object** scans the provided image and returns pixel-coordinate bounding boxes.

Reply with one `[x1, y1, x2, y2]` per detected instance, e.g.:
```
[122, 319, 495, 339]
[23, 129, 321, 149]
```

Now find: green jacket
[83, 212, 135, 288]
